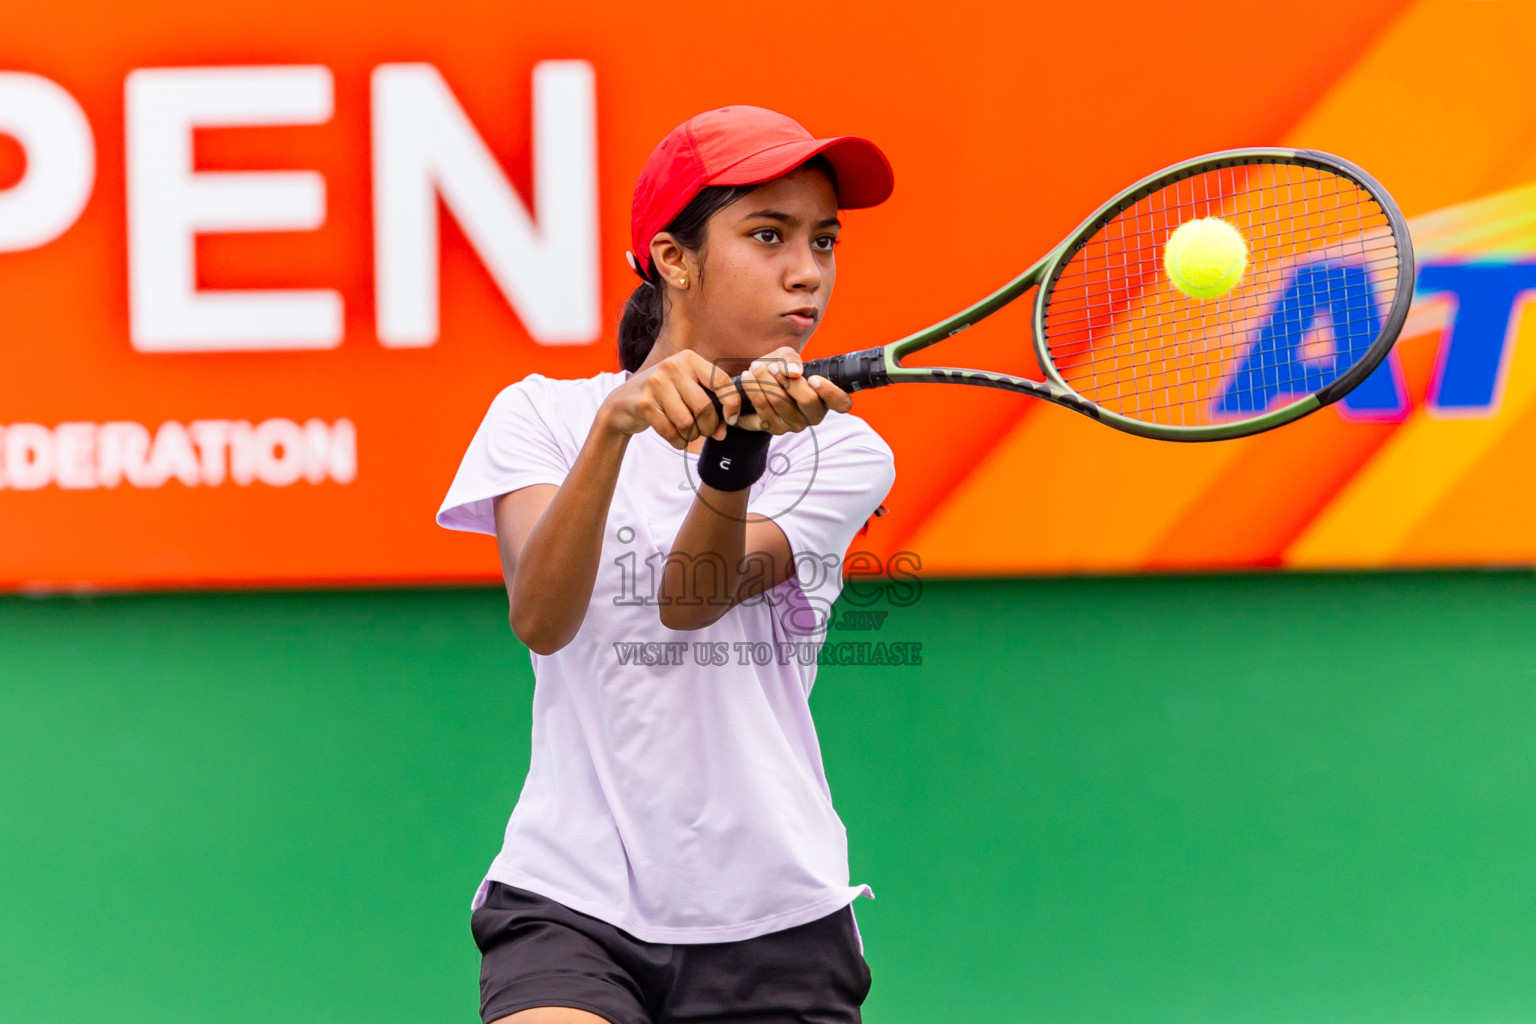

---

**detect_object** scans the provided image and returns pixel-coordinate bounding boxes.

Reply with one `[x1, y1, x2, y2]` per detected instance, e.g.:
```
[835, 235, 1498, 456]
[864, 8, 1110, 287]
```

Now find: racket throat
[920, 369, 1096, 413]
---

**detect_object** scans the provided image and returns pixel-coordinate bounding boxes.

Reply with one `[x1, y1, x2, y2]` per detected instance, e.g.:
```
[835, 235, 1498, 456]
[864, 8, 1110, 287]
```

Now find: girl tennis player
[437, 105, 896, 1024]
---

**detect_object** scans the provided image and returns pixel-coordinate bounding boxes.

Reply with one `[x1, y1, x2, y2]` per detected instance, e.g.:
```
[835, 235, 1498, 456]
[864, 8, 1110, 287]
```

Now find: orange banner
[12, 0, 1532, 589]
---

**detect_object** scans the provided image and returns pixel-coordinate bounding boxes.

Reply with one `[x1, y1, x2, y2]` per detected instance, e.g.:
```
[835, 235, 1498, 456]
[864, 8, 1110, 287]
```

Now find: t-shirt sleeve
[747, 418, 896, 604]
[436, 377, 572, 536]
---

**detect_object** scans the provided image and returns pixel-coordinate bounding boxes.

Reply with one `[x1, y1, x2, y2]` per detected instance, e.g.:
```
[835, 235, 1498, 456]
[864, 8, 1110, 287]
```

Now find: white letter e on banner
[126, 66, 342, 352]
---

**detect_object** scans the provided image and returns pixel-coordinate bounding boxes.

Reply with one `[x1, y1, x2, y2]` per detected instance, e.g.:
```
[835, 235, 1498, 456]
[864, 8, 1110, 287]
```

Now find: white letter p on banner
[372, 61, 599, 347]
[0, 73, 95, 252]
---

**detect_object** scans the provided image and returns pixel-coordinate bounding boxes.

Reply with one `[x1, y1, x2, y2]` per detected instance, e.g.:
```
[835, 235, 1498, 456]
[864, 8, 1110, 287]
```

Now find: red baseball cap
[628, 106, 894, 279]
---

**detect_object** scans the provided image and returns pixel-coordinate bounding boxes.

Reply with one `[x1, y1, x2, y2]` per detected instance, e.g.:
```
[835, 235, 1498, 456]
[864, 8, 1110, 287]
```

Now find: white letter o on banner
[252, 418, 305, 487]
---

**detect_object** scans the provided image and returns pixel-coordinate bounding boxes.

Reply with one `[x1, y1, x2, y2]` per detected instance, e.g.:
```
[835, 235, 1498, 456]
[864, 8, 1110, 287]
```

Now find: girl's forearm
[511, 412, 631, 653]
[660, 487, 751, 631]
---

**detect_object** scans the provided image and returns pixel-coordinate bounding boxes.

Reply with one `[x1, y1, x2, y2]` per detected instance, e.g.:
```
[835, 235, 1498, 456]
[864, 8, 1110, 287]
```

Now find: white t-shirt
[437, 369, 896, 945]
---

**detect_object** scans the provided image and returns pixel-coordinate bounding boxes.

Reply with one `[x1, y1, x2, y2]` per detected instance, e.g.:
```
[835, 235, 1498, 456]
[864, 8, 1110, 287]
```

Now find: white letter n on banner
[371, 61, 599, 347]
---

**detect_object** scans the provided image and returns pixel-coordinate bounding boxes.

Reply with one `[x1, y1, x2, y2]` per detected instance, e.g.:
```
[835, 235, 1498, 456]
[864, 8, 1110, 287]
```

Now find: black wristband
[696, 426, 771, 492]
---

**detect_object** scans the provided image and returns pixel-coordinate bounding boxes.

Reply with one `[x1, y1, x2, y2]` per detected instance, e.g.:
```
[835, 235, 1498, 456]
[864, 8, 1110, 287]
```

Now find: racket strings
[1069, 174, 1393, 423]
[1044, 176, 1383, 297]
[1040, 162, 1402, 427]
[1044, 195, 1392, 330]
[1046, 252, 1402, 336]
[1050, 266, 1399, 391]
[1061, 173, 1372, 247]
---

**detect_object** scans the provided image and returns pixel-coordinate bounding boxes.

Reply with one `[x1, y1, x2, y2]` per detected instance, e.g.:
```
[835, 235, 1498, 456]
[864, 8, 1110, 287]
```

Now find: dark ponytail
[617, 156, 840, 372]
[617, 280, 665, 372]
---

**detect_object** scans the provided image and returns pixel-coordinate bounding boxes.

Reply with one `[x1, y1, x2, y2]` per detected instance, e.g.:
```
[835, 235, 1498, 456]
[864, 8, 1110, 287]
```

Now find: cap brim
[708, 135, 894, 209]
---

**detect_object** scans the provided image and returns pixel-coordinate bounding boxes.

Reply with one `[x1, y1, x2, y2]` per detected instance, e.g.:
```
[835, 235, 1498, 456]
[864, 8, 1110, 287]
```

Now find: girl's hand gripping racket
[718, 148, 1415, 442]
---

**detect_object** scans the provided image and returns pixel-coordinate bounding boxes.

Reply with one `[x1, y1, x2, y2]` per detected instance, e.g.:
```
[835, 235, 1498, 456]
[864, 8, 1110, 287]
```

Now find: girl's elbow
[509, 607, 571, 656]
[658, 605, 693, 631]
[658, 602, 722, 632]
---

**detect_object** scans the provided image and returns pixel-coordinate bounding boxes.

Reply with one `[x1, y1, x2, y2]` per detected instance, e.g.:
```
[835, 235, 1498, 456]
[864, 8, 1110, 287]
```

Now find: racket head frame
[868, 147, 1417, 441]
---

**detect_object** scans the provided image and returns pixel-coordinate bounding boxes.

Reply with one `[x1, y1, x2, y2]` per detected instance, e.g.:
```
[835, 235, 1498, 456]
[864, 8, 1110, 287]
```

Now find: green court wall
[3, 572, 1535, 1022]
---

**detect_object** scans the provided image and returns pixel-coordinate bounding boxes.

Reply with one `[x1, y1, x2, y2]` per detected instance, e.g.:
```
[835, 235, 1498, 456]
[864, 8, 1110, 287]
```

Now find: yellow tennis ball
[1164, 217, 1248, 300]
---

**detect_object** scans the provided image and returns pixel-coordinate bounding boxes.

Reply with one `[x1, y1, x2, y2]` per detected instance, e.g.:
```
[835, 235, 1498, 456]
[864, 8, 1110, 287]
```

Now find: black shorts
[470, 881, 872, 1024]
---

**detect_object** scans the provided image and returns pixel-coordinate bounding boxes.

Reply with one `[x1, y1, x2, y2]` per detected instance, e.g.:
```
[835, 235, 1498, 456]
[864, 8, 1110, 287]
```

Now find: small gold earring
[679, 276, 687, 288]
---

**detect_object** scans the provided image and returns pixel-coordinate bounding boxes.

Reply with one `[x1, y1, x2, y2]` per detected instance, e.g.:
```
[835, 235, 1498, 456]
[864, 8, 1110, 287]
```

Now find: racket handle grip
[706, 348, 889, 422]
[803, 347, 888, 393]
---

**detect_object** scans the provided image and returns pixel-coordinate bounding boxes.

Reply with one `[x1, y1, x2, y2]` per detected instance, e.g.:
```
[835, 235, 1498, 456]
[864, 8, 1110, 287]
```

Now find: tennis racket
[717, 148, 1414, 442]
